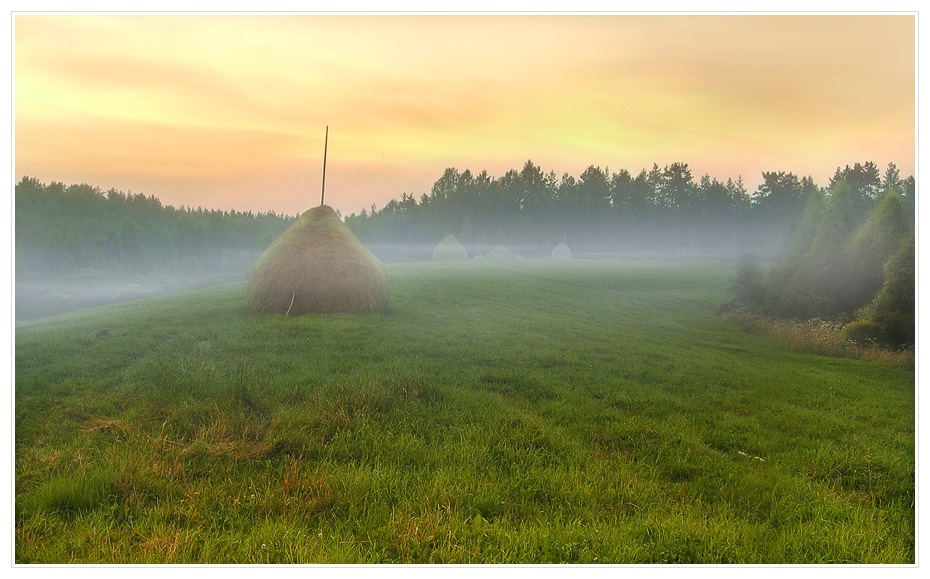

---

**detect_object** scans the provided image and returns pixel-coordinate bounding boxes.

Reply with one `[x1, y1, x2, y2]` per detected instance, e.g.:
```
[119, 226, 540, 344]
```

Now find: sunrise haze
[14, 14, 915, 217]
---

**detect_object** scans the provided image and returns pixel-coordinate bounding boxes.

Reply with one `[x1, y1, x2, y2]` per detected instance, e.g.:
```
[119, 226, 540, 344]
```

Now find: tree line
[345, 159, 914, 347]
[730, 175, 914, 348]
[15, 177, 295, 319]
[15, 158, 915, 342]
[344, 160, 914, 261]
[15, 176, 295, 277]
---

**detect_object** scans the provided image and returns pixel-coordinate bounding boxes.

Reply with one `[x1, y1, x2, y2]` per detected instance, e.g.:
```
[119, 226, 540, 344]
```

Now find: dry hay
[550, 242, 573, 259]
[432, 234, 468, 261]
[248, 205, 389, 314]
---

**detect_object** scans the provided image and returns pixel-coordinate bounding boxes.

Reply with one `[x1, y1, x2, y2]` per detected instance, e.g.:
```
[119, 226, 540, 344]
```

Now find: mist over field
[13, 177, 294, 320]
[14, 258, 915, 563]
[15, 268, 253, 318]
[11, 13, 918, 565]
[13, 160, 916, 564]
[361, 239, 765, 264]
[15, 158, 914, 337]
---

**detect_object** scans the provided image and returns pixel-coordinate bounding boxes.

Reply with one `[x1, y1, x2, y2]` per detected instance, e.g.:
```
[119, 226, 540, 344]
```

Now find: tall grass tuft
[721, 311, 914, 368]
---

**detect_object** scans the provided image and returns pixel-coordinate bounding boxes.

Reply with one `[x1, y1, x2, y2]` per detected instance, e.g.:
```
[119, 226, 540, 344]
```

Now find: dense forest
[729, 176, 915, 348]
[15, 159, 915, 344]
[343, 159, 914, 347]
[15, 177, 294, 319]
[344, 160, 914, 262]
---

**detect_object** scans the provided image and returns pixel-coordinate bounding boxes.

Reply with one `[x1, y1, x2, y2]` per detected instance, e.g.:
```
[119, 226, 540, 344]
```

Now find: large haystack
[432, 234, 468, 261]
[248, 205, 389, 314]
[550, 242, 573, 260]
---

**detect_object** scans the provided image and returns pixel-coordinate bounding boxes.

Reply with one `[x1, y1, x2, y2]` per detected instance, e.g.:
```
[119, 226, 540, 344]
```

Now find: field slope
[15, 260, 914, 564]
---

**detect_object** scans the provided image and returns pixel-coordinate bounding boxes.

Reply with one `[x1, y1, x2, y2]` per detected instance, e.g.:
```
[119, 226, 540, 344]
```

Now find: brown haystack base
[248, 205, 389, 314]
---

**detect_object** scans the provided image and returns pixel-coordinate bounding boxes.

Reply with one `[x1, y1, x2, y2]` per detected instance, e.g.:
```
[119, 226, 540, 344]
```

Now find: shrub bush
[843, 319, 883, 347]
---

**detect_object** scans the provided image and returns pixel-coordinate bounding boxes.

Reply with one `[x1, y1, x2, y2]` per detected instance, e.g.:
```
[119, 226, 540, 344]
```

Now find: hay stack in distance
[488, 244, 515, 259]
[248, 205, 389, 314]
[432, 234, 468, 261]
[550, 242, 573, 260]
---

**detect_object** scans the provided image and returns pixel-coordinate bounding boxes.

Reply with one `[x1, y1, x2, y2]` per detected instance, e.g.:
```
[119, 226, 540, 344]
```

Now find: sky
[13, 13, 916, 217]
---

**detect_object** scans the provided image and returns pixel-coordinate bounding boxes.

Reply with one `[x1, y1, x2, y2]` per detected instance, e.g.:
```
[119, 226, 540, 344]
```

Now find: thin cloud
[14, 14, 915, 216]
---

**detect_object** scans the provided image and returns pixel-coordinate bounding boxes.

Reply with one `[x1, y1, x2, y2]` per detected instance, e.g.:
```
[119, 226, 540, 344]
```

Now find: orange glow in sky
[14, 14, 915, 216]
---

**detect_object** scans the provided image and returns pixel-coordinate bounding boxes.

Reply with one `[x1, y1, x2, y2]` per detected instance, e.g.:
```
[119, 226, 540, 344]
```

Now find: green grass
[15, 260, 914, 564]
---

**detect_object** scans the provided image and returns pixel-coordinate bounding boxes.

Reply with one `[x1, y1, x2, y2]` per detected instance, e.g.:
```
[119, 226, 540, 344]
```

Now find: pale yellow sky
[14, 14, 915, 216]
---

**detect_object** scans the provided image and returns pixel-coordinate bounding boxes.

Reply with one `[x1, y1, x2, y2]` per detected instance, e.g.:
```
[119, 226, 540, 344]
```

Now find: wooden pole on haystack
[320, 126, 329, 207]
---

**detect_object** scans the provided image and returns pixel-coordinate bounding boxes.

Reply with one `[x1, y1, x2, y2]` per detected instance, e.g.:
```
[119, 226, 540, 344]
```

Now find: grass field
[14, 260, 915, 564]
